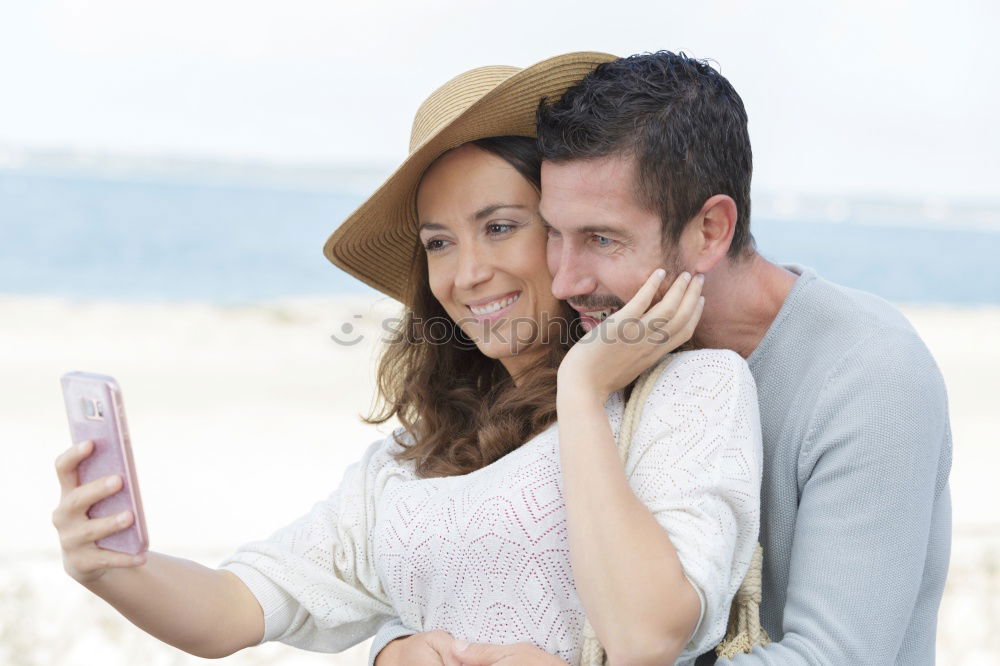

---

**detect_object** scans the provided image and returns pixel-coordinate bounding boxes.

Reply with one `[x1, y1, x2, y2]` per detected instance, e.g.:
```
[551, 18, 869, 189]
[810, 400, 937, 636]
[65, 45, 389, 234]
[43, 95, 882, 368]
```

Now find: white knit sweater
[220, 349, 762, 665]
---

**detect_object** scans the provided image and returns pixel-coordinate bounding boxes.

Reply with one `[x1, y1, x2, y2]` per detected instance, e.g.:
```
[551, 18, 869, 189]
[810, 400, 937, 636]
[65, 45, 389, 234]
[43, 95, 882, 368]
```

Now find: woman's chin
[472, 340, 518, 361]
[459, 316, 551, 364]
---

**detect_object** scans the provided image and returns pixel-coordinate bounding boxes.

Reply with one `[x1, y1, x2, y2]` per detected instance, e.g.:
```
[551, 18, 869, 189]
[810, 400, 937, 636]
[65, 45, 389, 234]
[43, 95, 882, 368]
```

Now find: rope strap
[715, 543, 770, 659]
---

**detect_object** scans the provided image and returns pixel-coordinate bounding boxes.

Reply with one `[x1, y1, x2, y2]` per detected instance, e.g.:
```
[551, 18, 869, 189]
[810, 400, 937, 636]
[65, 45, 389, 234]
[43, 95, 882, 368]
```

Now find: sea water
[1, 169, 997, 306]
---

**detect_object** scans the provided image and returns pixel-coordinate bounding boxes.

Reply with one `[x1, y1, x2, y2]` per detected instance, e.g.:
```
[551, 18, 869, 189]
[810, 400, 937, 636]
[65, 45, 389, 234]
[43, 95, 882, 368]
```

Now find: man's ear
[686, 194, 737, 273]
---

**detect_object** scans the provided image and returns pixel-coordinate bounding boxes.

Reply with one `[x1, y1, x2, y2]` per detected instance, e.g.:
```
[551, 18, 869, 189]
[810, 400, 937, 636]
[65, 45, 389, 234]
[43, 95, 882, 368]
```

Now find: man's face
[540, 154, 683, 331]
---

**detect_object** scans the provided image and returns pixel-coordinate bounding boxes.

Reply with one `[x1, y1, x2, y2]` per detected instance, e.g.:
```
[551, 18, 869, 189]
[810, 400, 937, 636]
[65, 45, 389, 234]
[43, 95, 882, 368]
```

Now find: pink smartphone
[60, 372, 149, 555]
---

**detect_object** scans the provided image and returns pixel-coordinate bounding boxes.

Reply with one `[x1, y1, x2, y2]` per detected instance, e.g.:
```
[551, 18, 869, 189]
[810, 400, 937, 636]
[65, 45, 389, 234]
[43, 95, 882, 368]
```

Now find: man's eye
[545, 226, 561, 238]
[593, 235, 614, 247]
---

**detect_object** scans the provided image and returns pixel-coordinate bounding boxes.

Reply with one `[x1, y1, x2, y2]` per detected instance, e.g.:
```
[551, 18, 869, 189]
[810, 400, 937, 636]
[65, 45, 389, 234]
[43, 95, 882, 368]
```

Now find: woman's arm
[85, 553, 264, 658]
[556, 384, 700, 665]
[53, 440, 263, 659]
[54, 434, 399, 658]
[561, 348, 764, 666]
[555, 270, 706, 665]
[216, 437, 397, 652]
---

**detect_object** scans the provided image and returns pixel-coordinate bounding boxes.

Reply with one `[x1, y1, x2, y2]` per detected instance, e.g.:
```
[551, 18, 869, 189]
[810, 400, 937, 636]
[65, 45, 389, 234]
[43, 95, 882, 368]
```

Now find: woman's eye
[422, 239, 449, 252]
[486, 222, 514, 235]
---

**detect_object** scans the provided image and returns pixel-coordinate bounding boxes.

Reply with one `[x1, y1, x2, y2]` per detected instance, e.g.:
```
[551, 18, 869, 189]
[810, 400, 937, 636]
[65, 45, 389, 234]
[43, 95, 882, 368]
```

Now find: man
[373, 51, 952, 665]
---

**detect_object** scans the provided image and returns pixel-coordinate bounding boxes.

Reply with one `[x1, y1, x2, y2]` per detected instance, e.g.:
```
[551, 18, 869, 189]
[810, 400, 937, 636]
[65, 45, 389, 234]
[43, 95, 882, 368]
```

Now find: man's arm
[369, 619, 416, 666]
[719, 328, 951, 664]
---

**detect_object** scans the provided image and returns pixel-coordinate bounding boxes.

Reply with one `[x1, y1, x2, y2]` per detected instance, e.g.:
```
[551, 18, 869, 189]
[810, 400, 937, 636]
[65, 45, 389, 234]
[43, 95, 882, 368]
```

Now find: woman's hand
[52, 439, 146, 586]
[452, 640, 570, 665]
[558, 269, 704, 401]
[376, 631, 464, 666]
[375, 633, 569, 666]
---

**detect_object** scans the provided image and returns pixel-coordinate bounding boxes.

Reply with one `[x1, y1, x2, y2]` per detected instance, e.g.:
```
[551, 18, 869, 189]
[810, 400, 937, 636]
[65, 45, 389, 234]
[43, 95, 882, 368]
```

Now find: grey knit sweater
[705, 266, 952, 665]
[370, 266, 953, 665]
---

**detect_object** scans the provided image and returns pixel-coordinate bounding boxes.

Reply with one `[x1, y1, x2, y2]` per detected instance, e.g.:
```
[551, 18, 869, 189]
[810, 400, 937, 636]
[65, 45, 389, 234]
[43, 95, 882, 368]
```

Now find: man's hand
[451, 640, 569, 666]
[375, 630, 462, 666]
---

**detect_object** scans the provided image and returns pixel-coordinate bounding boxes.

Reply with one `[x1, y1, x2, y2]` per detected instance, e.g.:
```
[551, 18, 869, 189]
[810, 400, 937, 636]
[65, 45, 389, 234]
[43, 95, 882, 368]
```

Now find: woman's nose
[454, 244, 493, 291]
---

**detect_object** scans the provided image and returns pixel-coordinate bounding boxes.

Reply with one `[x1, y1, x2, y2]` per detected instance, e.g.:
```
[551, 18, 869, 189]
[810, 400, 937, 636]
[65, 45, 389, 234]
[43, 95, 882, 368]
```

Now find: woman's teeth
[469, 293, 519, 316]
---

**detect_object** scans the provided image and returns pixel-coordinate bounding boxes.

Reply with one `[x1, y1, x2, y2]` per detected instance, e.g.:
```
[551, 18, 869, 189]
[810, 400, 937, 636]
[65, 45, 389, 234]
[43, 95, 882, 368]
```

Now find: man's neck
[692, 253, 799, 358]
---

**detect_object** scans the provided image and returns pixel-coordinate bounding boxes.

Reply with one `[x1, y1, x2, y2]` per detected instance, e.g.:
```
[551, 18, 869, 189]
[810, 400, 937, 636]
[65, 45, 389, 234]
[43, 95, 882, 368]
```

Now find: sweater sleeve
[218, 433, 403, 653]
[718, 327, 952, 665]
[625, 349, 763, 660]
[367, 618, 417, 666]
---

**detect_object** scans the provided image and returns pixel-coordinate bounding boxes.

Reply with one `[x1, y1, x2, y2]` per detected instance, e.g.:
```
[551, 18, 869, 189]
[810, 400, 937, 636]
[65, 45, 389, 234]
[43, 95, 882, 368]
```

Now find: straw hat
[322, 51, 618, 303]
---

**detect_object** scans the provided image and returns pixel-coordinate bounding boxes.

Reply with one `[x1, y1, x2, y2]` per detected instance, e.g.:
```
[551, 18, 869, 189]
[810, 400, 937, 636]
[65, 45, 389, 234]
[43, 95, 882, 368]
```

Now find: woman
[51, 54, 761, 666]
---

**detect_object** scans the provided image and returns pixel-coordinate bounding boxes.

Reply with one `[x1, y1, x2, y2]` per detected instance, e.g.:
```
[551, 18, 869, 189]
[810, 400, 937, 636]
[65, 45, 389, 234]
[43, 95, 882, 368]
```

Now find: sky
[0, 0, 997, 200]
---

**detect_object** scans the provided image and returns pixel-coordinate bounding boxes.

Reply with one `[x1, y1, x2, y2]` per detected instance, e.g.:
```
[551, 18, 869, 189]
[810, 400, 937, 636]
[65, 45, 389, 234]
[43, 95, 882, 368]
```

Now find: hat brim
[323, 51, 617, 303]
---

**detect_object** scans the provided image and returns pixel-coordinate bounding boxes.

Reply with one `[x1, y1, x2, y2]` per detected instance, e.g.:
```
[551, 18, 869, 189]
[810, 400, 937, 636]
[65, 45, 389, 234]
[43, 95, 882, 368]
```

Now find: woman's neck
[500, 347, 551, 386]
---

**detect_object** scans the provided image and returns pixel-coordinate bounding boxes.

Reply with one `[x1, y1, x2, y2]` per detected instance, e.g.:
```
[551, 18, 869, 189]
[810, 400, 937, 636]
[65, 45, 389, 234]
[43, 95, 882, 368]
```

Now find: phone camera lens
[82, 398, 104, 420]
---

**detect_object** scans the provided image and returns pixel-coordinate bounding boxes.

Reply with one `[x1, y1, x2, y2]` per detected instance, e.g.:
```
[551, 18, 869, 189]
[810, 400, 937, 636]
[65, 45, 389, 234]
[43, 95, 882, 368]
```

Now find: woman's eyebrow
[474, 203, 528, 220]
[419, 205, 529, 232]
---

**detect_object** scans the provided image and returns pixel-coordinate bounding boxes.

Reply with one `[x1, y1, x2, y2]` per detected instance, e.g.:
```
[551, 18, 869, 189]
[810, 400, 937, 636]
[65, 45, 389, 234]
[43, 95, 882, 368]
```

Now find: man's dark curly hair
[537, 51, 755, 259]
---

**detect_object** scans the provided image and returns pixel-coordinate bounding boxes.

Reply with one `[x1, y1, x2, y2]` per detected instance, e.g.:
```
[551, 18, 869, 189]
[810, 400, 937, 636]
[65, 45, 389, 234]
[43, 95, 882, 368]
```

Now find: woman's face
[416, 144, 561, 377]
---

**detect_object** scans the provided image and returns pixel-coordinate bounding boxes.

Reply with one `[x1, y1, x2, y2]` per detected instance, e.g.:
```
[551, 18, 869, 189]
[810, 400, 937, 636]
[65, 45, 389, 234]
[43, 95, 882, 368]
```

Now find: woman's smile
[466, 290, 521, 322]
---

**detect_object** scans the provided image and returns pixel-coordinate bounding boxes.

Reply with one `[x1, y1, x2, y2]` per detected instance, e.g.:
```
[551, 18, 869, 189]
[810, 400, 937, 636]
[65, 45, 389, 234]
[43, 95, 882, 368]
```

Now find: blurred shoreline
[5, 164, 999, 307]
[4, 146, 999, 227]
[2, 295, 997, 664]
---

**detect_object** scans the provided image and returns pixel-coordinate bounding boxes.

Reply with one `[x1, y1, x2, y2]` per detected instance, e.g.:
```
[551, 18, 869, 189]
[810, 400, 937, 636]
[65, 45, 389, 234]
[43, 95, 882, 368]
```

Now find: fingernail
[696, 273, 705, 284]
[681, 271, 691, 282]
[133, 554, 145, 565]
[105, 476, 119, 489]
[454, 640, 469, 653]
[77, 440, 90, 451]
[117, 511, 130, 526]
[654, 268, 666, 279]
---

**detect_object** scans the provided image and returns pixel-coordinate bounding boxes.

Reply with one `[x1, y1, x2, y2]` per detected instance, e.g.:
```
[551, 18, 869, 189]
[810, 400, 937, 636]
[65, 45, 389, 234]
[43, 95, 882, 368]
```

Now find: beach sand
[1, 296, 997, 665]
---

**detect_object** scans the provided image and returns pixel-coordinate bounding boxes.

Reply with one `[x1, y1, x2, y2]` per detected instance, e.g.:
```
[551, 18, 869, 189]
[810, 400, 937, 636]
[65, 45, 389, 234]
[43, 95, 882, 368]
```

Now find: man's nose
[455, 243, 492, 291]
[549, 243, 596, 300]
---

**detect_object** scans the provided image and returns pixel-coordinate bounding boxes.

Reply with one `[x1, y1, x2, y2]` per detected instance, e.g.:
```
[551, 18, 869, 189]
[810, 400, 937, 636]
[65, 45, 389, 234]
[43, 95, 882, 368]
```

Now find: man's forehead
[539, 156, 647, 232]
[538, 196, 626, 231]
[541, 154, 636, 192]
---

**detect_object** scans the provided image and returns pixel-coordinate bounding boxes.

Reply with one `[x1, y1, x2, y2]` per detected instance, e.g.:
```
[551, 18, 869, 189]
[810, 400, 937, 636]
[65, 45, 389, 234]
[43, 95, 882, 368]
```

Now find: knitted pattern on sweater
[220, 349, 763, 665]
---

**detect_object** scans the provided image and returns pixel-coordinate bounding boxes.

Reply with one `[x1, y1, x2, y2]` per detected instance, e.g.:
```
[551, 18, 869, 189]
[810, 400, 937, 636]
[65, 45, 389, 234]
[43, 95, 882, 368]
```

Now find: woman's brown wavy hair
[365, 136, 581, 478]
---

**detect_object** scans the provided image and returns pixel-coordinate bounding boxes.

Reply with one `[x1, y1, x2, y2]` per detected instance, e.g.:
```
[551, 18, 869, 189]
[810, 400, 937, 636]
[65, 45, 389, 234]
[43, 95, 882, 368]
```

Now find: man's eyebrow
[474, 203, 528, 220]
[538, 217, 624, 236]
[574, 224, 627, 237]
